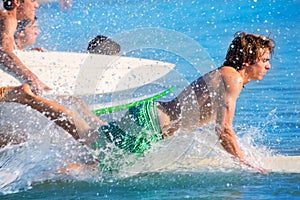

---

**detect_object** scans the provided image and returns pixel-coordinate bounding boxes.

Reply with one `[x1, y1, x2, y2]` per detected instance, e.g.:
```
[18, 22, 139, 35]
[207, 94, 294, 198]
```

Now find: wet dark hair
[3, 0, 26, 10]
[3, 0, 14, 10]
[87, 35, 121, 55]
[223, 32, 275, 70]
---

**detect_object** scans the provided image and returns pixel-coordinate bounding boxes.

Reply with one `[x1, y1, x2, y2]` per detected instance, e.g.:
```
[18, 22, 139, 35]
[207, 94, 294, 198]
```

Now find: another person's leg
[0, 84, 90, 140]
[57, 96, 106, 128]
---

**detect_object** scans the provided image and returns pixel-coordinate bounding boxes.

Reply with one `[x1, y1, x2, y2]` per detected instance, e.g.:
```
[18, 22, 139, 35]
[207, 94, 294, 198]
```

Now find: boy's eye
[262, 58, 270, 63]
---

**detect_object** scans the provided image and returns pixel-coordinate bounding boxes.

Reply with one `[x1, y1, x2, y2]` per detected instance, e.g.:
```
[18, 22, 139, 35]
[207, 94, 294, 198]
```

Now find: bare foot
[21, 83, 35, 96]
[0, 84, 34, 103]
[58, 163, 84, 175]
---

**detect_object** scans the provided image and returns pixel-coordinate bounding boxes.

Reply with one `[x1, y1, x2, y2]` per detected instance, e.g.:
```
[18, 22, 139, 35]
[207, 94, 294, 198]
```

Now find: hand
[30, 47, 46, 52]
[29, 76, 52, 95]
[240, 159, 268, 174]
[255, 167, 269, 175]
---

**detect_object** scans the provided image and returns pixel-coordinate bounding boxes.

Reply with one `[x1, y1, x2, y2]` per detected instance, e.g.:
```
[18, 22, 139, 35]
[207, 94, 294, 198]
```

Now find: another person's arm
[29, 47, 46, 52]
[0, 19, 50, 93]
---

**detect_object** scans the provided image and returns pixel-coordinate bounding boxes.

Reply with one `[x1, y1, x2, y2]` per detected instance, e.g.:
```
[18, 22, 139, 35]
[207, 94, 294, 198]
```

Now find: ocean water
[1, 0, 300, 199]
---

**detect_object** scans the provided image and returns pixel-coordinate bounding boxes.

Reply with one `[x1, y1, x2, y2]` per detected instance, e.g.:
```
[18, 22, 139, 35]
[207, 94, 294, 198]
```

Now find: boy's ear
[14, 0, 21, 7]
[242, 63, 250, 68]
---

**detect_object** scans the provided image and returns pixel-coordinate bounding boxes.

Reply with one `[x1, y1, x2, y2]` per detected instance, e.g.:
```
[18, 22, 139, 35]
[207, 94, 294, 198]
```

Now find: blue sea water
[1, 0, 300, 199]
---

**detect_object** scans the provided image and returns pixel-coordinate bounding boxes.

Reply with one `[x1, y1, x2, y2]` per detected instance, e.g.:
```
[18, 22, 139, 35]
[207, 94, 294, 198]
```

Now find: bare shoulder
[218, 66, 244, 92]
[0, 11, 17, 38]
[0, 10, 12, 27]
[0, 10, 8, 19]
[219, 66, 240, 77]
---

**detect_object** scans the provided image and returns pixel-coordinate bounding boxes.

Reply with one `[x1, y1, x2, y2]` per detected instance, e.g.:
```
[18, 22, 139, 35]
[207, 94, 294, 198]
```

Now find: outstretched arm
[215, 75, 244, 160]
[216, 67, 267, 173]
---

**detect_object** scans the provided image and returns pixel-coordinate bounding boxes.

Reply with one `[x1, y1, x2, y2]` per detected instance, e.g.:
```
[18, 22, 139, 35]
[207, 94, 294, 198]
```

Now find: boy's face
[17, 0, 39, 21]
[246, 49, 271, 81]
[23, 20, 39, 46]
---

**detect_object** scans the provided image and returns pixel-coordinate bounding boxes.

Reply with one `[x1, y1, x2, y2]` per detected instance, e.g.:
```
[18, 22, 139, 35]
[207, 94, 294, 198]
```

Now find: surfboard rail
[91, 86, 175, 115]
[166, 155, 300, 174]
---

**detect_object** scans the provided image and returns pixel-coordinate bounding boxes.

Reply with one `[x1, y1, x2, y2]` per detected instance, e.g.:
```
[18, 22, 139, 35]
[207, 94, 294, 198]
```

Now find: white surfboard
[0, 50, 175, 96]
[38, 0, 56, 2]
[263, 155, 300, 173]
[167, 155, 300, 173]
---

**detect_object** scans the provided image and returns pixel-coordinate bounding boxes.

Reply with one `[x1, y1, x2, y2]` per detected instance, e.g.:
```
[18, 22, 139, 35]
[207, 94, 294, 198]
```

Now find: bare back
[158, 69, 226, 135]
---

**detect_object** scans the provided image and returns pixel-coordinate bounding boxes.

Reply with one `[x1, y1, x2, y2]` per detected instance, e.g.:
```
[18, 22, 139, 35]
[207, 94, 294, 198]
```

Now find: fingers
[44, 84, 52, 91]
[29, 79, 52, 95]
[239, 159, 268, 174]
[257, 167, 269, 175]
[29, 82, 42, 95]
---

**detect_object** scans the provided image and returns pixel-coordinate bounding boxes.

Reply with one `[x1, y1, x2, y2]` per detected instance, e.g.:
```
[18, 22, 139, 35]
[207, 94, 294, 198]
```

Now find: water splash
[0, 102, 294, 194]
[0, 103, 97, 194]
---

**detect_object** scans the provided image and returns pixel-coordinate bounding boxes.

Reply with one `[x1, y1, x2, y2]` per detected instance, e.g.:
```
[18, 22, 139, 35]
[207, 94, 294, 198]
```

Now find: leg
[157, 102, 180, 138]
[0, 84, 90, 140]
[156, 105, 171, 134]
[57, 96, 106, 128]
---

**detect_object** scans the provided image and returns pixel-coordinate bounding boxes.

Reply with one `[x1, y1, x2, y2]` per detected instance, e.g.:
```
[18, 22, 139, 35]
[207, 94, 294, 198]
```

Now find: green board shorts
[92, 100, 162, 156]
